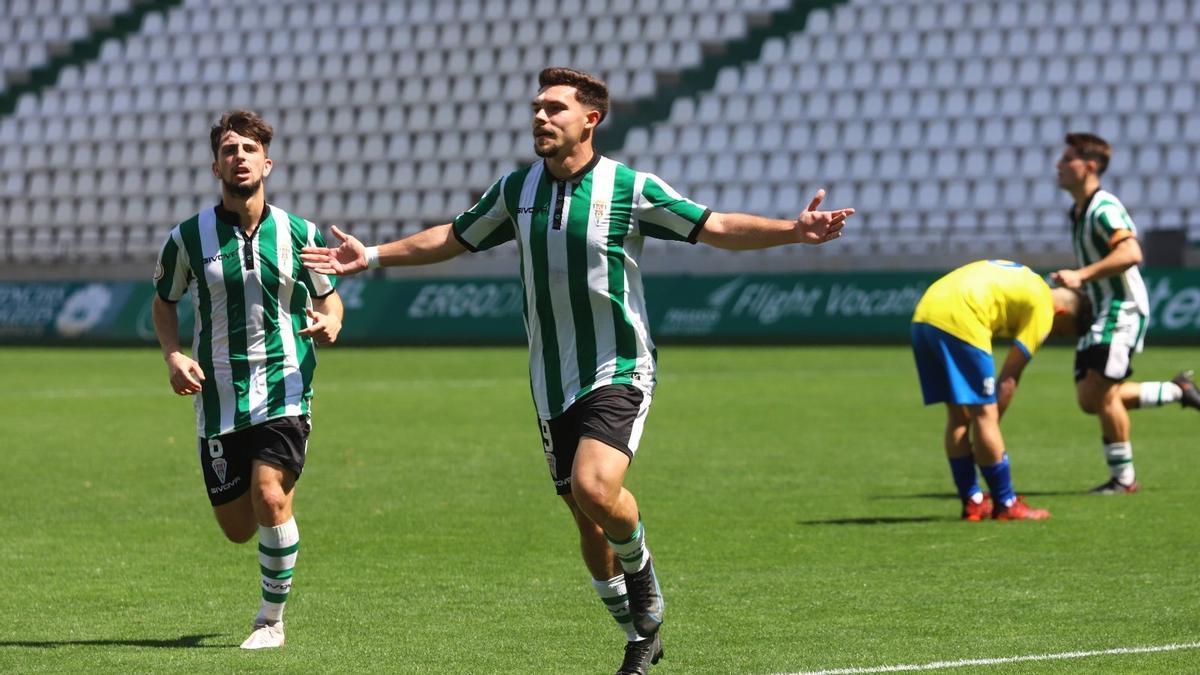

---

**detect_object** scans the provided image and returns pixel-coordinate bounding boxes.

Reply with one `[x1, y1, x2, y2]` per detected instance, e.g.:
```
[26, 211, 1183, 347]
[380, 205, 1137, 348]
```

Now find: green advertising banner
[3, 269, 1200, 345]
[647, 273, 928, 340]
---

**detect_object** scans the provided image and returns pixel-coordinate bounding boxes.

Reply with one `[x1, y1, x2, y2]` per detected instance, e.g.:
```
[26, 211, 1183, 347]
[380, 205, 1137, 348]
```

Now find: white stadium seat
[1, 0, 1196, 271]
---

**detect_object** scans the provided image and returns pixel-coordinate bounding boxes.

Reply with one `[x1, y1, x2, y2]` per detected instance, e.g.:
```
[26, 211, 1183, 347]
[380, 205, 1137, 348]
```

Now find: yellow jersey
[912, 260, 1054, 357]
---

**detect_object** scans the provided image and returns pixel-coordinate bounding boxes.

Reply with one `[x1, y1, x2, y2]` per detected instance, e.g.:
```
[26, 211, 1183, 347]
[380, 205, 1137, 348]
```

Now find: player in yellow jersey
[912, 260, 1086, 521]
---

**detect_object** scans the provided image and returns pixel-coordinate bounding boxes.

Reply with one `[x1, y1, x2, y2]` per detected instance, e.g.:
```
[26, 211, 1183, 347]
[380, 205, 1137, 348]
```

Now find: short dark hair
[1065, 132, 1111, 175]
[210, 109, 273, 160]
[538, 67, 609, 123]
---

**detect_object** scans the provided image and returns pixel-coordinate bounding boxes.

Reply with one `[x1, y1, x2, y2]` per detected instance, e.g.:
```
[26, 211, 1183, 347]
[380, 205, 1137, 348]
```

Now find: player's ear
[211, 161, 219, 179]
[584, 108, 601, 129]
[262, 157, 273, 178]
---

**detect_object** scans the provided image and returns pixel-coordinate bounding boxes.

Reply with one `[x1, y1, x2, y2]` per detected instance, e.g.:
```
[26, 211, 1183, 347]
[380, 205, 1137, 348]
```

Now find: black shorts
[538, 384, 652, 495]
[199, 415, 310, 506]
[1075, 344, 1135, 382]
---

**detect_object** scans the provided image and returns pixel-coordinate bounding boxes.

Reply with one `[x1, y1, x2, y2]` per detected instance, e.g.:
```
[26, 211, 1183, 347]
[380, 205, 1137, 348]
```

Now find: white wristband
[365, 245, 381, 269]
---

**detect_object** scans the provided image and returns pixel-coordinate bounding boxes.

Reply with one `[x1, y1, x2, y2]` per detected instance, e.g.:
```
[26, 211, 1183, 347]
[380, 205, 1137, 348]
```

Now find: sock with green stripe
[1102, 439, 1135, 485]
[592, 574, 643, 642]
[1139, 382, 1182, 407]
[256, 517, 299, 625]
[606, 520, 649, 574]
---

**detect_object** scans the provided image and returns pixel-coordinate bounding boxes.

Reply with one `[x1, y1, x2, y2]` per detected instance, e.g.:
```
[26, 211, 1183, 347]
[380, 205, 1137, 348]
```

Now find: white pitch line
[780, 641, 1200, 675]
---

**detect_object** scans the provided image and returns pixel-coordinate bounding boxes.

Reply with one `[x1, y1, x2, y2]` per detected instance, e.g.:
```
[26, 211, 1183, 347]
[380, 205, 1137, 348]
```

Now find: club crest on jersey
[153, 261, 164, 282]
[591, 199, 609, 221]
[212, 457, 228, 483]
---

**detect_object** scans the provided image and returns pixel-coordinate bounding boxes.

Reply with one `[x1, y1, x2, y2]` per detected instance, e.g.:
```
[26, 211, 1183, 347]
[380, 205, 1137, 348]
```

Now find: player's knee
[571, 476, 616, 515]
[258, 492, 289, 518]
[253, 481, 291, 519]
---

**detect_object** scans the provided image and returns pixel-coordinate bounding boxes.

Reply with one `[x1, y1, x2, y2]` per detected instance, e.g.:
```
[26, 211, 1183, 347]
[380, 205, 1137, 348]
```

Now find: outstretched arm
[301, 223, 468, 276]
[696, 189, 854, 250]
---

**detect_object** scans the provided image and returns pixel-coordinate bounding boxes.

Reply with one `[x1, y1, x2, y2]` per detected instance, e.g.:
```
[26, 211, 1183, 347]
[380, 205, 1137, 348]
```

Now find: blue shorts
[911, 323, 997, 405]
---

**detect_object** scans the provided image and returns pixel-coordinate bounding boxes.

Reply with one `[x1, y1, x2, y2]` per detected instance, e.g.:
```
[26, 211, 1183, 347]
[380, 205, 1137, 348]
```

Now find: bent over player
[302, 67, 852, 674]
[152, 110, 343, 649]
[912, 260, 1086, 521]
[1052, 133, 1200, 494]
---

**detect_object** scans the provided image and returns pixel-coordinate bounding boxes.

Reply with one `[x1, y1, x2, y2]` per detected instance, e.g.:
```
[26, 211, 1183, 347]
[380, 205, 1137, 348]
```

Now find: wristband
[365, 246, 381, 269]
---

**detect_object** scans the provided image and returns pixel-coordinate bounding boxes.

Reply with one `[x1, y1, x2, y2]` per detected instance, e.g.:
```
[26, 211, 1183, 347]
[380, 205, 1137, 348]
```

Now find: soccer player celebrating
[912, 260, 1087, 521]
[302, 67, 852, 674]
[151, 110, 344, 649]
[1051, 133, 1200, 494]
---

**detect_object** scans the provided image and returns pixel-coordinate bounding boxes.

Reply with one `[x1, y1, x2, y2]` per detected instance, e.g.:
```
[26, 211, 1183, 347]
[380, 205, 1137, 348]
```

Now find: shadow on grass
[870, 489, 1088, 501]
[798, 516, 948, 526]
[1013, 489, 1093, 497]
[869, 492, 958, 501]
[0, 634, 225, 649]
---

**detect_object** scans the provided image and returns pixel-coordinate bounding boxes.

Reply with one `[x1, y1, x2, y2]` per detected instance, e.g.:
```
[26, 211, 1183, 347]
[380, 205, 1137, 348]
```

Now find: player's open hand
[298, 307, 341, 345]
[1050, 269, 1083, 289]
[165, 351, 205, 396]
[795, 189, 854, 244]
[301, 225, 367, 276]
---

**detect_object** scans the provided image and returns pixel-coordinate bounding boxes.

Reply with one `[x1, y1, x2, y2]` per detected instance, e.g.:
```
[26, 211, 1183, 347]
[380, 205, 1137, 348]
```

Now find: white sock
[1139, 382, 1182, 407]
[257, 517, 299, 625]
[592, 575, 643, 642]
[1103, 441, 1135, 485]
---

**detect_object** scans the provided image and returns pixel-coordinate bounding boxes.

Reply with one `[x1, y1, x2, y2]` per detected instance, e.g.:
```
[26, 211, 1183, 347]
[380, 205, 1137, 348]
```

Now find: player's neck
[220, 190, 266, 234]
[1070, 176, 1101, 210]
[544, 142, 596, 181]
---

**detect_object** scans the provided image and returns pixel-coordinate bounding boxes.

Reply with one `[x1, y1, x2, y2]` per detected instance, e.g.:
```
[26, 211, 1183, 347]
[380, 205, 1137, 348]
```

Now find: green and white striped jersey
[453, 156, 710, 419]
[154, 204, 337, 438]
[1070, 189, 1149, 349]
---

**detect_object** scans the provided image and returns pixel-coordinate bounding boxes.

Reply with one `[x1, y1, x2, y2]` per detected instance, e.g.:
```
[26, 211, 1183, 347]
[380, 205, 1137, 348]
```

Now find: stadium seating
[0, 0, 124, 97]
[0, 0, 1197, 276]
[622, 0, 1200, 264]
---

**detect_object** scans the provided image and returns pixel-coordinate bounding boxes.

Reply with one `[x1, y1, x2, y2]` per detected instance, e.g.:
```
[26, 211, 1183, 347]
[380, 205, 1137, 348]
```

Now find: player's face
[531, 85, 595, 158]
[1055, 146, 1090, 190]
[213, 130, 272, 198]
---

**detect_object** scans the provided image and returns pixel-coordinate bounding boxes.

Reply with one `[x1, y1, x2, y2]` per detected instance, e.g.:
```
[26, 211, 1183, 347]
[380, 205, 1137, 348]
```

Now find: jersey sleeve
[1095, 203, 1137, 249]
[153, 229, 190, 303]
[300, 221, 338, 298]
[632, 173, 711, 243]
[452, 178, 515, 252]
[1013, 287, 1055, 359]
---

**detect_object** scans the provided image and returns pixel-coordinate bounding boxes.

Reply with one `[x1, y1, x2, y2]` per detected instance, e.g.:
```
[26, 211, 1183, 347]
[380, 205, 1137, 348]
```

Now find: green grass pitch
[1, 345, 1197, 674]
